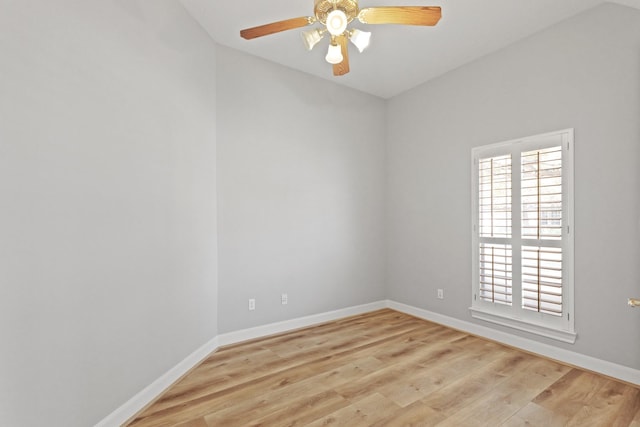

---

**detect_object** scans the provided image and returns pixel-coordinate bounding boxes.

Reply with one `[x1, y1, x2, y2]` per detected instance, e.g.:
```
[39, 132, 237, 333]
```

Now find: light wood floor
[127, 309, 640, 426]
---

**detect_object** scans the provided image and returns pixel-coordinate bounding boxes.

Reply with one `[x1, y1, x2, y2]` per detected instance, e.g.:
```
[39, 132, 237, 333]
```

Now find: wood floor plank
[126, 309, 640, 427]
[501, 402, 570, 427]
[632, 406, 640, 427]
[419, 366, 507, 416]
[306, 393, 401, 427]
[369, 398, 446, 427]
[314, 356, 385, 389]
[566, 379, 640, 427]
[172, 418, 208, 427]
[206, 389, 348, 427]
[533, 369, 609, 419]
[435, 357, 570, 426]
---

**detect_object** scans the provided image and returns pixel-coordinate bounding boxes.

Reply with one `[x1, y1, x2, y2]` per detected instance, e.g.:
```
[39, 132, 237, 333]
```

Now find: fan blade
[240, 17, 314, 40]
[333, 35, 350, 76]
[358, 6, 441, 26]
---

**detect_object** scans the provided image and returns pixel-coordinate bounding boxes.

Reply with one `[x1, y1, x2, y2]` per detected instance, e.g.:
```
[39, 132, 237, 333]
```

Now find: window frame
[470, 129, 576, 344]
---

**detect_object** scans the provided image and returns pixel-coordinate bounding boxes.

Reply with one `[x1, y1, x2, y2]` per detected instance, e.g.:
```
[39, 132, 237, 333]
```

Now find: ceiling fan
[240, 0, 441, 76]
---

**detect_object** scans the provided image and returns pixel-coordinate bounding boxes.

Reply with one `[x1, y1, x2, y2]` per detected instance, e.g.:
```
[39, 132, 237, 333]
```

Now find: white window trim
[470, 129, 576, 344]
[469, 308, 576, 343]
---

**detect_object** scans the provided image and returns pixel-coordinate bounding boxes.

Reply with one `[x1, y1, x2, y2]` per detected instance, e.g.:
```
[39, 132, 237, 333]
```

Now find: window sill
[469, 307, 577, 344]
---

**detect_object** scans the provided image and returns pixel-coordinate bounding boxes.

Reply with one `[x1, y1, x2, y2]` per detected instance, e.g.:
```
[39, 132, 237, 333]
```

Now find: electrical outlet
[437, 289, 444, 300]
[281, 293, 288, 305]
[248, 298, 255, 311]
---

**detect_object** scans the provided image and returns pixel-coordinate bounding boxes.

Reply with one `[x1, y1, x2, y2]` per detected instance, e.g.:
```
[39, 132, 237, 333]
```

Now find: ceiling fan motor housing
[314, 0, 359, 25]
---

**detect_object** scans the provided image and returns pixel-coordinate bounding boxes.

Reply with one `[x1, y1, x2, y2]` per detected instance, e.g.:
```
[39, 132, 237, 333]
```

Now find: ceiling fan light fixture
[301, 28, 326, 51]
[349, 29, 371, 53]
[239, 2, 443, 76]
[326, 10, 348, 36]
[325, 42, 343, 64]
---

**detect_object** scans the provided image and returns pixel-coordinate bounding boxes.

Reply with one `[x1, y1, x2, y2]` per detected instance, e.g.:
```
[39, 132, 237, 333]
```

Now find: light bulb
[301, 28, 325, 51]
[326, 10, 347, 36]
[325, 43, 343, 64]
[349, 29, 371, 53]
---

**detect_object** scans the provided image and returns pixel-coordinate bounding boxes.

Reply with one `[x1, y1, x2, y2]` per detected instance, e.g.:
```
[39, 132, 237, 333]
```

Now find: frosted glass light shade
[325, 43, 343, 64]
[326, 10, 348, 36]
[349, 29, 371, 53]
[301, 28, 325, 51]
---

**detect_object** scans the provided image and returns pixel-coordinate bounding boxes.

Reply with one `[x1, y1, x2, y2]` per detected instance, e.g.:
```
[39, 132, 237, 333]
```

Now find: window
[470, 129, 575, 343]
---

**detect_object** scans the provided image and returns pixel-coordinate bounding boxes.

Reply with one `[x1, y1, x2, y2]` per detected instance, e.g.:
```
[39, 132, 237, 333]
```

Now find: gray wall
[386, 3, 640, 369]
[0, 2, 218, 426]
[216, 46, 387, 333]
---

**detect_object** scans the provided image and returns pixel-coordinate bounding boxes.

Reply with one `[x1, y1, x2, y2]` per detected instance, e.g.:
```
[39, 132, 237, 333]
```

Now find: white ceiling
[180, 0, 640, 99]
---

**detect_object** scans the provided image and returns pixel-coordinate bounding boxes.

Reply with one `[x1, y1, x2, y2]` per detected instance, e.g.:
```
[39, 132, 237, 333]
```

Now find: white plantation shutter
[479, 243, 512, 305]
[479, 154, 512, 239]
[522, 246, 562, 315]
[471, 130, 575, 343]
[478, 155, 513, 306]
[521, 146, 563, 241]
[521, 146, 563, 316]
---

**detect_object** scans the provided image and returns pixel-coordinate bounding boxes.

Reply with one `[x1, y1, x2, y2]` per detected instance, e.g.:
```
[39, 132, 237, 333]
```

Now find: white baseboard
[97, 299, 639, 426]
[94, 336, 220, 427]
[217, 300, 387, 346]
[386, 300, 640, 386]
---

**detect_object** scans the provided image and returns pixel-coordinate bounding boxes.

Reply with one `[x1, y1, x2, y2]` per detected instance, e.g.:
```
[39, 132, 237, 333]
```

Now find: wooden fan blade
[333, 35, 350, 76]
[240, 16, 313, 40]
[358, 6, 441, 26]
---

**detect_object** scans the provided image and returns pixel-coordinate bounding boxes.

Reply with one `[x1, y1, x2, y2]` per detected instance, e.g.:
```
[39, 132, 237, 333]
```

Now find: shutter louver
[522, 147, 562, 240]
[522, 246, 563, 315]
[479, 155, 512, 238]
[479, 243, 512, 305]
